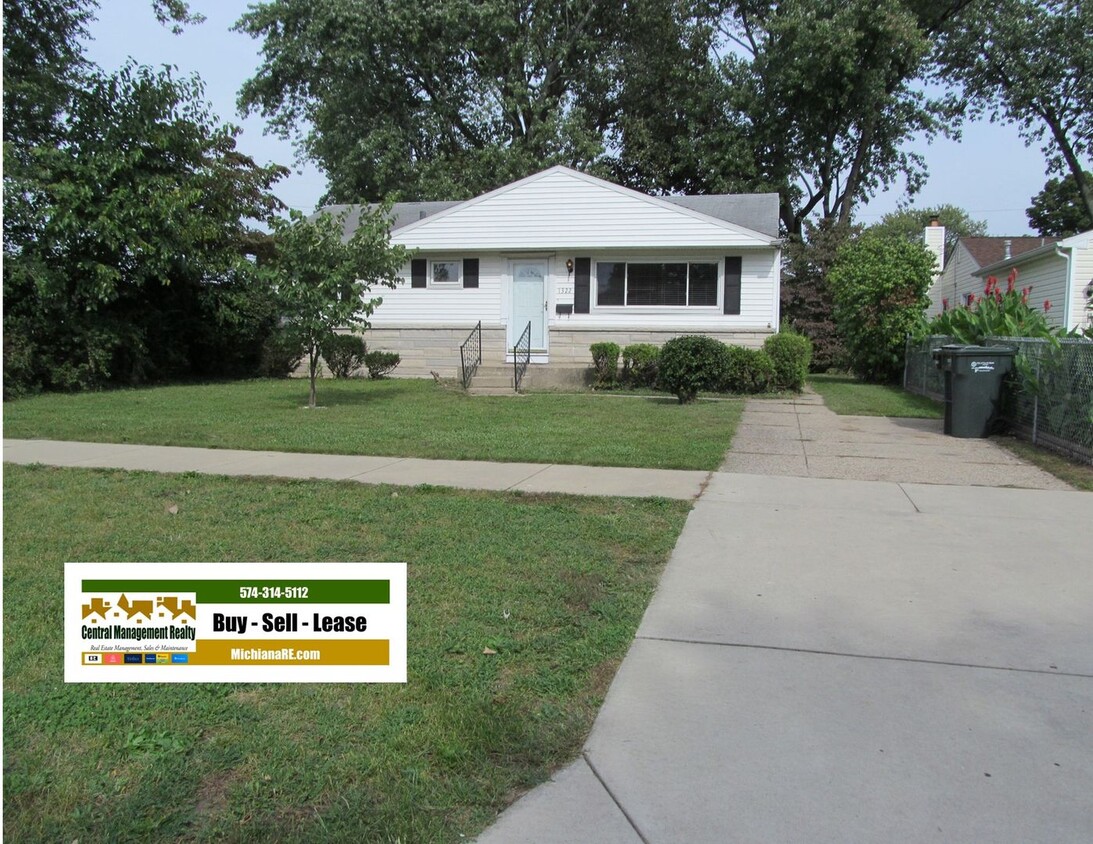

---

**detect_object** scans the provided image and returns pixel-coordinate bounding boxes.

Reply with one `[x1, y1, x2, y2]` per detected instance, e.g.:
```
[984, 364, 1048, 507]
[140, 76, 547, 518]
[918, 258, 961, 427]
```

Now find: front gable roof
[322, 167, 780, 250]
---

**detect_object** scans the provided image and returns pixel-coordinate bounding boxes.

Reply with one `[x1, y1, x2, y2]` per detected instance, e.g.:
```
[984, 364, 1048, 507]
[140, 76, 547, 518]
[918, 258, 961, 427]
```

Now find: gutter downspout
[1053, 245, 1073, 330]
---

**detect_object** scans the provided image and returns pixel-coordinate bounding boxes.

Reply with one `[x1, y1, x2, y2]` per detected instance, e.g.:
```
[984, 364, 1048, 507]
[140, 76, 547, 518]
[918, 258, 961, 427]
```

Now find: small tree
[267, 208, 408, 408]
[828, 233, 934, 383]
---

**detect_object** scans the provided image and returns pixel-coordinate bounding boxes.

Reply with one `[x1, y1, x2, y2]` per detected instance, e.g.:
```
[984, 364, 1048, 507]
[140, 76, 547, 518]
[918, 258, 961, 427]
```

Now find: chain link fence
[904, 335, 1093, 464]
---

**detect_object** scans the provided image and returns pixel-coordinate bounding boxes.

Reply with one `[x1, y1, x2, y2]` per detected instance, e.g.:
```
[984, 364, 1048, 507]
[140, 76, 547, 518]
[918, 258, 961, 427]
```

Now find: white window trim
[592, 258, 723, 310]
[429, 258, 463, 288]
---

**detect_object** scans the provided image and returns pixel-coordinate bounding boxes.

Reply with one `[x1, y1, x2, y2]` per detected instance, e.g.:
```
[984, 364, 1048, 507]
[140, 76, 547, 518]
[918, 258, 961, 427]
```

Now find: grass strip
[993, 436, 1093, 491]
[808, 374, 943, 418]
[3, 379, 742, 471]
[3, 465, 689, 842]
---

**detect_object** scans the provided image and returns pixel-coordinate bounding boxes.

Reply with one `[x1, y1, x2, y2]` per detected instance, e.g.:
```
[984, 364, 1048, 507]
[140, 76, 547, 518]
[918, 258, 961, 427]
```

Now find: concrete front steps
[466, 363, 593, 395]
[466, 365, 520, 396]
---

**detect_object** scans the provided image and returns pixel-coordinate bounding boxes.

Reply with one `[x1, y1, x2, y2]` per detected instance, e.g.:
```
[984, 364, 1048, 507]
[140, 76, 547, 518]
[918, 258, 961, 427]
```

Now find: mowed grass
[808, 374, 943, 418]
[3, 464, 689, 842]
[3, 379, 742, 470]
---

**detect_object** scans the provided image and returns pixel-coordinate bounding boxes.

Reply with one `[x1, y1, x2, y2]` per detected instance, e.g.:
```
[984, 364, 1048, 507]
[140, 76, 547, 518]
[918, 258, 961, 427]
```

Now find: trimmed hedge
[763, 330, 812, 392]
[364, 350, 401, 379]
[622, 343, 660, 388]
[722, 345, 775, 394]
[590, 342, 621, 387]
[322, 333, 367, 378]
[658, 335, 731, 403]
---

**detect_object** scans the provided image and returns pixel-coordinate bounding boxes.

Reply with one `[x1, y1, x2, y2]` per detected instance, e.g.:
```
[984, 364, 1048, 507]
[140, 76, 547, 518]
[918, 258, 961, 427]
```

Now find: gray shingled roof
[319, 191, 781, 241]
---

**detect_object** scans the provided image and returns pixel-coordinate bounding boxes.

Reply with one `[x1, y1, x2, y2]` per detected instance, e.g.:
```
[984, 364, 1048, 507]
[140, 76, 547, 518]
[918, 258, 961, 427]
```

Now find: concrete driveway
[478, 403, 1092, 842]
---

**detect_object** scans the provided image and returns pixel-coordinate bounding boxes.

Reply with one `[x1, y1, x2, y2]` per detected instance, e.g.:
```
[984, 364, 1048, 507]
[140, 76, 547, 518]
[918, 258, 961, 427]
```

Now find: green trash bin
[932, 344, 1017, 438]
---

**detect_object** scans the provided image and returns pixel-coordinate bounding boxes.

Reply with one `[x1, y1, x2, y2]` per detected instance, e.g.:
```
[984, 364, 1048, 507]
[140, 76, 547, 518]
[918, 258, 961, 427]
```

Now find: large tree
[934, 0, 1093, 224]
[705, 0, 974, 236]
[235, 0, 693, 202]
[869, 204, 988, 251]
[3, 0, 287, 394]
[1026, 173, 1093, 238]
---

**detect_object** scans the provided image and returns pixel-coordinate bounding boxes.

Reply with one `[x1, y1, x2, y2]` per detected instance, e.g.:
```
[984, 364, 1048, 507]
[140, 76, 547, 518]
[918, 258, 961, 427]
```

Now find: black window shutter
[574, 257, 591, 314]
[463, 258, 479, 288]
[724, 256, 742, 315]
[411, 258, 427, 288]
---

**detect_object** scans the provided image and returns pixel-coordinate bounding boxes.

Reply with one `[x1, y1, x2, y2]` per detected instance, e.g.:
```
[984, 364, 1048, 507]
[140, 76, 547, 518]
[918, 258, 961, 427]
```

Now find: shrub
[764, 330, 813, 392]
[722, 345, 776, 394]
[658, 335, 731, 403]
[828, 232, 935, 383]
[780, 220, 855, 371]
[260, 328, 306, 378]
[590, 342, 621, 387]
[322, 333, 368, 378]
[621, 343, 660, 388]
[365, 350, 401, 379]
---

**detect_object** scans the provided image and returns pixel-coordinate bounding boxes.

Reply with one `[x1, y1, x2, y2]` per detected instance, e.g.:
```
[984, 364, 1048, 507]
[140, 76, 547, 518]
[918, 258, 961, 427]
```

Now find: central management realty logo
[81, 592, 198, 656]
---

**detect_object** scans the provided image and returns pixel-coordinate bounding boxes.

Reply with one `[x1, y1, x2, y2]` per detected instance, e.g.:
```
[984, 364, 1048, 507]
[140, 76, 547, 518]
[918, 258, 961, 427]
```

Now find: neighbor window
[595, 262, 719, 307]
[431, 260, 461, 286]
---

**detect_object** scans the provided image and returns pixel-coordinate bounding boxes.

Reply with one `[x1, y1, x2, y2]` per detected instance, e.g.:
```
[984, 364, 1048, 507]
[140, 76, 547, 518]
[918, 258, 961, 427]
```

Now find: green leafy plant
[621, 343, 660, 388]
[722, 346, 776, 394]
[364, 350, 401, 379]
[828, 232, 935, 383]
[589, 342, 621, 387]
[658, 335, 730, 403]
[763, 329, 813, 392]
[322, 333, 368, 378]
[924, 269, 1056, 344]
[259, 328, 306, 378]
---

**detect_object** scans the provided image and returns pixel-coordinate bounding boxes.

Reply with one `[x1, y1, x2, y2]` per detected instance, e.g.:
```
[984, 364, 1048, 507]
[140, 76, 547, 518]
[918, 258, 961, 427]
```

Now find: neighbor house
[921, 224, 1079, 323]
[324, 166, 782, 383]
[971, 229, 1093, 332]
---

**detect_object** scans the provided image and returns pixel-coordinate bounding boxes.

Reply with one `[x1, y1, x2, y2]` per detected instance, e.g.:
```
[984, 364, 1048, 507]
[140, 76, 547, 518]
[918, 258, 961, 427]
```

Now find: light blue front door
[512, 261, 547, 350]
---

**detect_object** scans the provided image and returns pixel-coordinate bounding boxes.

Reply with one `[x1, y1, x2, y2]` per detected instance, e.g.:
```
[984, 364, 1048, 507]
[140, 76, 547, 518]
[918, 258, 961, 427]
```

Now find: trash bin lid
[939, 345, 1017, 356]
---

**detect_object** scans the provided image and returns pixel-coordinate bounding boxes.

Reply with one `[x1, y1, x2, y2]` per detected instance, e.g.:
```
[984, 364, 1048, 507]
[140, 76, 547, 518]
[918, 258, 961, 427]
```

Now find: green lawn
[808, 374, 943, 418]
[3, 379, 741, 471]
[3, 464, 689, 842]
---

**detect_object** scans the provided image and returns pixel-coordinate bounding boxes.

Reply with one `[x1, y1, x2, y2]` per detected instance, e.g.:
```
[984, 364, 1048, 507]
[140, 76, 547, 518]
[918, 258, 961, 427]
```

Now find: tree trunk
[1042, 111, 1093, 226]
[308, 342, 319, 409]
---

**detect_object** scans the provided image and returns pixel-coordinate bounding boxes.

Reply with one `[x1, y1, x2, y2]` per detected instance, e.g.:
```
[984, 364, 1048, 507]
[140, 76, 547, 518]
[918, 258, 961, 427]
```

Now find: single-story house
[922, 224, 1062, 318]
[324, 165, 782, 380]
[971, 229, 1093, 332]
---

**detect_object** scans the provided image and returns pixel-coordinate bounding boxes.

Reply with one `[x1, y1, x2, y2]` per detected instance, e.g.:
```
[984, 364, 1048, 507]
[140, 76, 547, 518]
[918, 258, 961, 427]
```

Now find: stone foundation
[309, 324, 775, 379]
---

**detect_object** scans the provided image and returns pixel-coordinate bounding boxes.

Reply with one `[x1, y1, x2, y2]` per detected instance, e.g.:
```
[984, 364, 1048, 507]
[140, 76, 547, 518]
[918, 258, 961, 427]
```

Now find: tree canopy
[236, 0, 977, 236]
[1026, 173, 1093, 237]
[3, 0, 287, 394]
[869, 205, 988, 251]
[934, 0, 1093, 224]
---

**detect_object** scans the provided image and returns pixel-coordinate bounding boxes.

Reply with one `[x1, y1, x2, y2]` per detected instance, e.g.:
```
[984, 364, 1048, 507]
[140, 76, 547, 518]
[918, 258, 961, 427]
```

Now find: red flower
[984, 276, 997, 294]
[942, 297, 949, 311]
[1006, 274, 1015, 293]
[1044, 299, 1052, 312]
[996, 291, 1003, 304]
[1008, 267, 1019, 284]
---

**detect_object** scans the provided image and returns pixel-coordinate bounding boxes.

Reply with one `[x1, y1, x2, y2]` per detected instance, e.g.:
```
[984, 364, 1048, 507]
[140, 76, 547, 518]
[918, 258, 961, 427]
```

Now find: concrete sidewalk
[721, 391, 1070, 489]
[1, 439, 709, 500]
[478, 473, 1093, 843]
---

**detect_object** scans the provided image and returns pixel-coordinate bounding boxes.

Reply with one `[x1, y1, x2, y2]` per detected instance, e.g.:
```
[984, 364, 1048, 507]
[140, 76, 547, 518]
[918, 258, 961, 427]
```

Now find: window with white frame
[595, 261, 719, 307]
[430, 260, 461, 286]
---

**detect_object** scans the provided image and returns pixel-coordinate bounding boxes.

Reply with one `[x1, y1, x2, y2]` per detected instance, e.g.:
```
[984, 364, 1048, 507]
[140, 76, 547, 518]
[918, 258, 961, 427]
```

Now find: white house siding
[391, 167, 774, 251]
[991, 252, 1070, 330]
[364, 248, 778, 375]
[927, 242, 985, 316]
[1068, 240, 1093, 330]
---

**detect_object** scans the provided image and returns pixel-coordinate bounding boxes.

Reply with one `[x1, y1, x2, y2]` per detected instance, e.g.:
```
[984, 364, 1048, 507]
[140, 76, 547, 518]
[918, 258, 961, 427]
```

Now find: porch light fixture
[565, 258, 574, 275]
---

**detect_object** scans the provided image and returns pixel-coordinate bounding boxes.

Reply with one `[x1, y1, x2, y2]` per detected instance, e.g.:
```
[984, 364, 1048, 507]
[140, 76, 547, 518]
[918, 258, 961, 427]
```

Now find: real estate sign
[64, 562, 407, 683]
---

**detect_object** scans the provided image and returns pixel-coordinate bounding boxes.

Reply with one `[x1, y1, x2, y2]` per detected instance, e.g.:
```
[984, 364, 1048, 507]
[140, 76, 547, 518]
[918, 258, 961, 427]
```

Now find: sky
[83, 0, 1062, 235]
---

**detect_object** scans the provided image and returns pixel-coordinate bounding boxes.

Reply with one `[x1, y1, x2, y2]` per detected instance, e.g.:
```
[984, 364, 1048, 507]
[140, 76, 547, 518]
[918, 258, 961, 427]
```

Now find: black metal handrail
[513, 321, 531, 393]
[459, 321, 482, 389]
